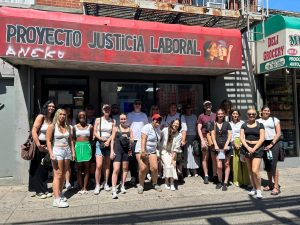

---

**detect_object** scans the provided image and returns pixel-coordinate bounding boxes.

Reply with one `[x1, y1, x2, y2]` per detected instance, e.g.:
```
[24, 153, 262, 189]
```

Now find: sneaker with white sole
[60, 193, 67, 202]
[94, 185, 101, 195]
[65, 183, 72, 191]
[256, 190, 263, 199]
[170, 185, 176, 191]
[154, 184, 162, 192]
[112, 189, 118, 199]
[99, 182, 105, 190]
[120, 185, 126, 194]
[45, 192, 53, 198]
[165, 184, 171, 190]
[53, 198, 69, 208]
[36, 193, 47, 199]
[137, 185, 144, 194]
[104, 183, 111, 191]
[248, 188, 256, 196]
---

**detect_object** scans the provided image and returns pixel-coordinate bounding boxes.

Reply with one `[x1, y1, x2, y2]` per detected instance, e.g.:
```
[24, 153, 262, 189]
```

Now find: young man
[197, 100, 217, 184]
[127, 99, 149, 185]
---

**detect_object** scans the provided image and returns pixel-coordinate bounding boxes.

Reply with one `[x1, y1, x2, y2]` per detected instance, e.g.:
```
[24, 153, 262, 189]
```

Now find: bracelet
[271, 141, 275, 145]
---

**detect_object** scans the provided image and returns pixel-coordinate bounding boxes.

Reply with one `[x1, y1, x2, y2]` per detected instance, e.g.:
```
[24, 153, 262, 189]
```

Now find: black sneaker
[204, 176, 209, 184]
[213, 176, 219, 184]
[222, 184, 228, 191]
[216, 183, 223, 189]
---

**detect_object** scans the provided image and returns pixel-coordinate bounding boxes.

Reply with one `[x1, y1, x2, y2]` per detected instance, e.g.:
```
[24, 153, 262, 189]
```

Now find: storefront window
[265, 73, 297, 157]
[101, 82, 154, 114]
[156, 83, 203, 116]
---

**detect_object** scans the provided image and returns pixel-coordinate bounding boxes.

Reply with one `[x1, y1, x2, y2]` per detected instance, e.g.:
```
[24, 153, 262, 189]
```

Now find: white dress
[159, 128, 182, 180]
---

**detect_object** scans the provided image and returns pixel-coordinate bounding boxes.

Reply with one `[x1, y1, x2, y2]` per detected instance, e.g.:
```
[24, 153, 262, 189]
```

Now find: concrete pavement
[0, 166, 300, 224]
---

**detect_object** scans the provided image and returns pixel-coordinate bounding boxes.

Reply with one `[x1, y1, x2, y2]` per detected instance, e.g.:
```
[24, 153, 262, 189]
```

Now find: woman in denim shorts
[93, 104, 115, 194]
[47, 108, 74, 208]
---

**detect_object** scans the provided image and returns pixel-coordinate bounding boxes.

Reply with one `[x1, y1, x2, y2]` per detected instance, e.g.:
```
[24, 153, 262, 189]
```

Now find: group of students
[28, 99, 282, 208]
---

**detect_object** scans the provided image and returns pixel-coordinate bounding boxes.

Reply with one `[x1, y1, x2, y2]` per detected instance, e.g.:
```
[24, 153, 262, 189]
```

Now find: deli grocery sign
[256, 15, 300, 74]
[0, 7, 242, 71]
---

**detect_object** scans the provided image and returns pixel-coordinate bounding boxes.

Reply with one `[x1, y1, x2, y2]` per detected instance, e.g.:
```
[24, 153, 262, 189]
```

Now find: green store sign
[260, 56, 300, 73]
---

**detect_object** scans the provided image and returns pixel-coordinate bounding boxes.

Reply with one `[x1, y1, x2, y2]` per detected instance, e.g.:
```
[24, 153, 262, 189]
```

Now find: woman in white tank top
[29, 100, 56, 199]
[93, 104, 116, 194]
[46, 108, 74, 208]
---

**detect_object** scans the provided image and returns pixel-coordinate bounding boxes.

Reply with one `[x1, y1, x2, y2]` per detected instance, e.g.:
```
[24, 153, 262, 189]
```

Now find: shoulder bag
[21, 134, 36, 160]
[272, 117, 285, 162]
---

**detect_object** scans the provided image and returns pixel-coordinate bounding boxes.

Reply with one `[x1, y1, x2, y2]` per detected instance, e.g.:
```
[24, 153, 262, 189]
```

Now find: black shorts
[263, 140, 280, 174]
[114, 145, 129, 163]
[242, 143, 264, 158]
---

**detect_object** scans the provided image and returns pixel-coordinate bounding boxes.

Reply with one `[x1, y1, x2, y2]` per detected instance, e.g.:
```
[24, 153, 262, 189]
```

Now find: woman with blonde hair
[46, 108, 75, 208]
[240, 108, 265, 199]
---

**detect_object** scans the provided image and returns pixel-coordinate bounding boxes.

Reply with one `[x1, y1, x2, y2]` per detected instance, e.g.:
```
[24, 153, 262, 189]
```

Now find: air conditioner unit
[206, 2, 225, 9]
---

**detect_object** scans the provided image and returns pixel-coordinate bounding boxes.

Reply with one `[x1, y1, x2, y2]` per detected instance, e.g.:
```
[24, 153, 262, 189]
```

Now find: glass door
[43, 77, 88, 121]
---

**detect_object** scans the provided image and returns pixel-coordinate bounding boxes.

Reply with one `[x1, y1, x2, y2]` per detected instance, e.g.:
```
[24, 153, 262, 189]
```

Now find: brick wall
[36, 0, 81, 9]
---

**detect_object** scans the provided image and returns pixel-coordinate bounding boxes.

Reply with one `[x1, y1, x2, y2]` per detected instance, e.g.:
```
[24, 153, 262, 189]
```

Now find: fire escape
[80, 0, 268, 34]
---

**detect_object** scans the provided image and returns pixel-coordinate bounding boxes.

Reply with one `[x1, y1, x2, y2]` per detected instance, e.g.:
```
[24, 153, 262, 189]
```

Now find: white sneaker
[165, 184, 171, 190]
[53, 198, 69, 208]
[120, 185, 126, 194]
[46, 192, 53, 198]
[112, 190, 118, 199]
[248, 188, 256, 196]
[65, 183, 72, 191]
[256, 190, 263, 199]
[104, 183, 111, 191]
[170, 185, 176, 191]
[60, 193, 67, 202]
[146, 173, 152, 181]
[94, 185, 101, 195]
[99, 182, 105, 190]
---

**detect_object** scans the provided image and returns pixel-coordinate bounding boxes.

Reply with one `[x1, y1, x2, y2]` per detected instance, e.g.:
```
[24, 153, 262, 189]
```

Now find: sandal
[271, 187, 281, 195]
[263, 185, 274, 191]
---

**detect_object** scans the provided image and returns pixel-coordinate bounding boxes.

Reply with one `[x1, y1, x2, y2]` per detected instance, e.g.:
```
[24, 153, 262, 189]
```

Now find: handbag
[192, 138, 200, 156]
[21, 134, 36, 160]
[278, 142, 285, 162]
[272, 117, 285, 162]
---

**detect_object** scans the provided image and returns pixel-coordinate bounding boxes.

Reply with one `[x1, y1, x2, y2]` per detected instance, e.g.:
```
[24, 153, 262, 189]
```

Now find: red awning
[0, 7, 242, 75]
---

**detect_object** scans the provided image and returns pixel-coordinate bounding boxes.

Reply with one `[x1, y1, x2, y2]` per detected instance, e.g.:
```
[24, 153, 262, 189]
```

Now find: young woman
[220, 99, 234, 122]
[240, 108, 265, 199]
[159, 119, 182, 191]
[183, 104, 199, 177]
[110, 113, 134, 199]
[93, 104, 115, 194]
[230, 110, 250, 187]
[135, 114, 162, 194]
[257, 106, 282, 195]
[29, 100, 56, 199]
[73, 111, 93, 195]
[211, 109, 232, 191]
[46, 108, 74, 208]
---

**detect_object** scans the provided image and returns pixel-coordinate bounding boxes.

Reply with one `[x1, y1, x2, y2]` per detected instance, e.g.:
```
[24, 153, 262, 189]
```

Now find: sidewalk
[1, 167, 300, 224]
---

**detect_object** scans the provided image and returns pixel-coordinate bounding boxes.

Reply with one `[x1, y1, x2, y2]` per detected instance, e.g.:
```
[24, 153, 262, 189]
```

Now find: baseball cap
[203, 100, 212, 105]
[152, 114, 162, 120]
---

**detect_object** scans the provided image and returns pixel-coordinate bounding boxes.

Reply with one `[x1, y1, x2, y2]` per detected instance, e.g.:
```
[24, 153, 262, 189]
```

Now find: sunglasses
[248, 113, 256, 116]
[152, 108, 159, 110]
[134, 103, 142, 105]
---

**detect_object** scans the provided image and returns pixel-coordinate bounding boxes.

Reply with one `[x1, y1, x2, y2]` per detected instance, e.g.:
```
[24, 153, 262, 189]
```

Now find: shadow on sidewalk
[13, 194, 300, 224]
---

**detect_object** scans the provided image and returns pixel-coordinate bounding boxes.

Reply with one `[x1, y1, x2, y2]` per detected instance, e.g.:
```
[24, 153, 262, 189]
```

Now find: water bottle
[267, 150, 273, 160]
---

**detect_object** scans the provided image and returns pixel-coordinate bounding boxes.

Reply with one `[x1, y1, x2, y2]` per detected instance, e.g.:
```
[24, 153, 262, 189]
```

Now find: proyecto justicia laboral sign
[0, 7, 242, 70]
[255, 15, 300, 74]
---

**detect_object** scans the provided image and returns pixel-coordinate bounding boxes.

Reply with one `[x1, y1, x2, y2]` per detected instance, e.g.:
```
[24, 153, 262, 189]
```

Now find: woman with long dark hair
[257, 106, 282, 195]
[211, 109, 232, 191]
[159, 119, 182, 191]
[29, 100, 56, 199]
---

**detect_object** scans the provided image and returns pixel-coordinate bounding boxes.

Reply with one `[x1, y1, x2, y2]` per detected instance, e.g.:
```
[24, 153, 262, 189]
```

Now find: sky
[266, 0, 300, 13]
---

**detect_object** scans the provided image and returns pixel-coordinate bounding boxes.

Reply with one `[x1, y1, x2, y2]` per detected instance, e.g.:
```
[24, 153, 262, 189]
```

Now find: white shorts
[53, 146, 71, 160]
